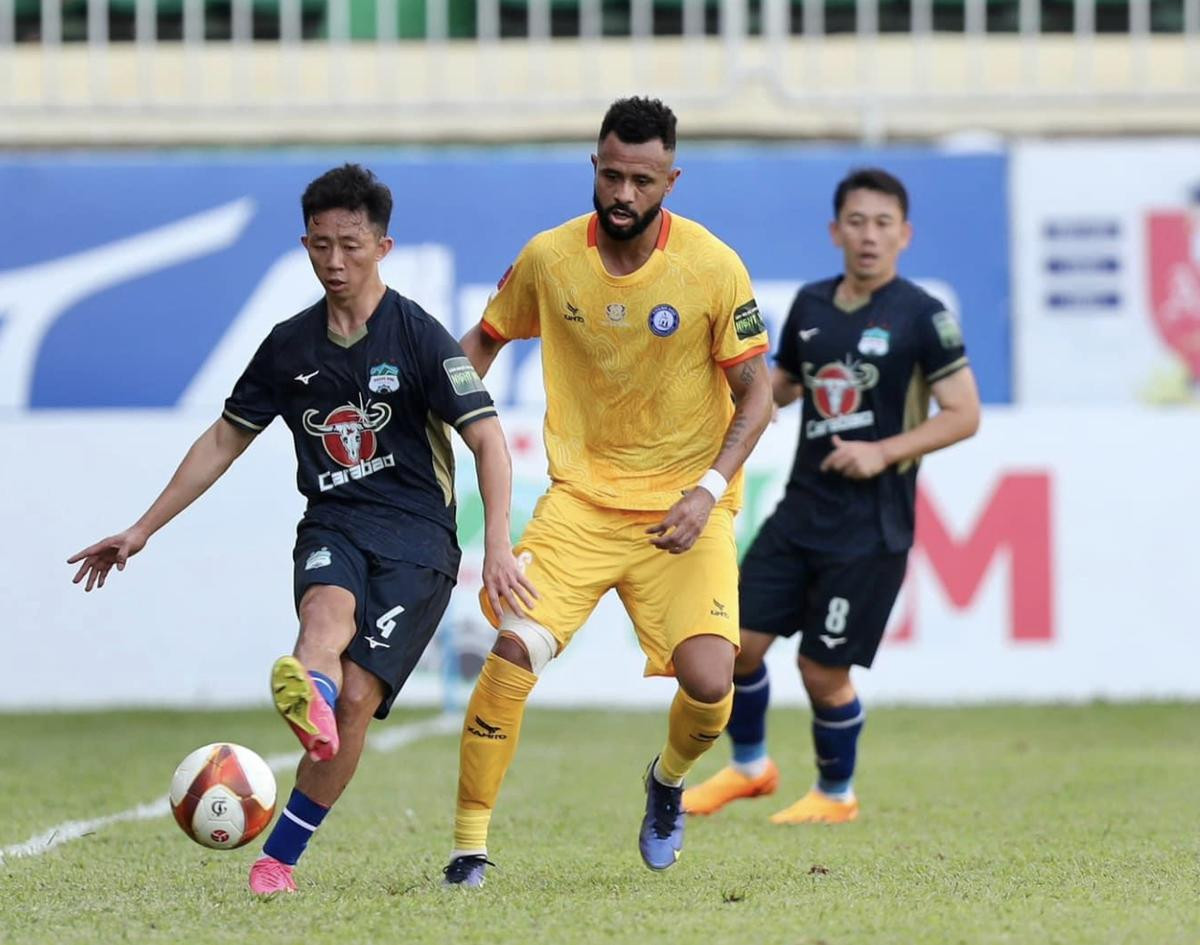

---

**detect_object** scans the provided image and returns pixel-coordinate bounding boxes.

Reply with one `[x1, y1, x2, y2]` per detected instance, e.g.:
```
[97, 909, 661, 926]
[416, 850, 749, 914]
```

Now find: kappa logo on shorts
[305, 547, 332, 570]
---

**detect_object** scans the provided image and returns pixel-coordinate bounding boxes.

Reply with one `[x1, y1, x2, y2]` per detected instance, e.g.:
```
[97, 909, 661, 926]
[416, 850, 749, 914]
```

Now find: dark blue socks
[811, 697, 865, 797]
[727, 664, 770, 768]
[309, 670, 338, 713]
[262, 788, 330, 865]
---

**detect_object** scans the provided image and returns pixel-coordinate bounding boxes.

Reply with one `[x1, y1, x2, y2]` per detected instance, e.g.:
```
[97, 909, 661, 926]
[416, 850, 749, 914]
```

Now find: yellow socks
[453, 653, 538, 851]
[657, 686, 733, 785]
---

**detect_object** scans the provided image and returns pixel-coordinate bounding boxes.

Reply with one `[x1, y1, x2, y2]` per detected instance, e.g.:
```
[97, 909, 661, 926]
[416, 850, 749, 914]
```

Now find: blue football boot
[442, 854, 493, 888]
[639, 757, 685, 871]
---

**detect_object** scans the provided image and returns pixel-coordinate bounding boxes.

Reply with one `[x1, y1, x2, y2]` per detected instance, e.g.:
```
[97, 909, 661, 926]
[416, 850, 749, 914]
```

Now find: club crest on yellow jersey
[648, 304, 680, 337]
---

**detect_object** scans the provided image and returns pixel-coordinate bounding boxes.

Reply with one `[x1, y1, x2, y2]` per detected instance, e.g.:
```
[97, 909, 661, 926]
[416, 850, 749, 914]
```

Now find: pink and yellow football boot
[270, 656, 339, 762]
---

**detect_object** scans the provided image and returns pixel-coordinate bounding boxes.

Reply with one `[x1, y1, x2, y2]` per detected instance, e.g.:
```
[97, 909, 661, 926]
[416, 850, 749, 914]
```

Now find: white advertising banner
[1013, 139, 1200, 405]
[3, 406, 1197, 710]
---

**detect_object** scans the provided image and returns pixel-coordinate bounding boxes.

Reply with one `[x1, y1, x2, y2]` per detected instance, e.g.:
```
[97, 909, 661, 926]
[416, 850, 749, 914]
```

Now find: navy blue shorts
[739, 515, 907, 668]
[293, 524, 453, 719]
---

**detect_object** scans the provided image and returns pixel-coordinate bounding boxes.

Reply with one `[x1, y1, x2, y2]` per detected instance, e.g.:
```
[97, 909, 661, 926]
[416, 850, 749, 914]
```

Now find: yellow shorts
[480, 486, 740, 676]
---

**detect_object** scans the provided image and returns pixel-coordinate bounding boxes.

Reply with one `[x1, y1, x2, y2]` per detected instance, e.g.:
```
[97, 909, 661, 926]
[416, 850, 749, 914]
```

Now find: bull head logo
[802, 358, 880, 419]
[303, 399, 392, 467]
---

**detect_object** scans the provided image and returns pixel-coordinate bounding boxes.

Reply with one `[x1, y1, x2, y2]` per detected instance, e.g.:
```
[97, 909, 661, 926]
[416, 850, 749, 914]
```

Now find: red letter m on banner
[890, 473, 1054, 643]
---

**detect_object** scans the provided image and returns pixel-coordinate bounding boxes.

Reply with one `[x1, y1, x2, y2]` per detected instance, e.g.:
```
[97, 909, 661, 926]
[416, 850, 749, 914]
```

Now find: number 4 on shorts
[376, 604, 405, 639]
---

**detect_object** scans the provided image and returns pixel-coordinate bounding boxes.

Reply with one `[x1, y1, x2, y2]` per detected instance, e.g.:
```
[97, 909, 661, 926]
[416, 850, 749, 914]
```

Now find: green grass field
[1, 703, 1197, 945]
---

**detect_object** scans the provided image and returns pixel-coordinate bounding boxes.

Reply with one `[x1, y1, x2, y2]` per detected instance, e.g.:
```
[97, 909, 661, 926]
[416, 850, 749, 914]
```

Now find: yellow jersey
[482, 210, 768, 512]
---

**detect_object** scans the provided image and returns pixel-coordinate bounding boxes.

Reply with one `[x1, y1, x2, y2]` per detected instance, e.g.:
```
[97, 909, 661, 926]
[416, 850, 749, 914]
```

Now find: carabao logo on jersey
[648, 304, 680, 337]
[302, 399, 395, 491]
[368, 362, 400, 394]
[801, 357, 879, 439]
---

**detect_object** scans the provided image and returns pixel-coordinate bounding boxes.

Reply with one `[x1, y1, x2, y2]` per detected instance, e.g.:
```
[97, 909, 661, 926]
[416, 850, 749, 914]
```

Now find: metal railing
[1, 0, 1198, 142]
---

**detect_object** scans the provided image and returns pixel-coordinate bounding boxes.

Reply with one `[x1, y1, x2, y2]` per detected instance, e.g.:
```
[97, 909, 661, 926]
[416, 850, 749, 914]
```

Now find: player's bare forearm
[460, 416, 538, 615]
[459, 323, 507, 379]
[713, 354, 773, 480]
[878, 366, 981, 467]
[132, 418, 255, 539]
[461, 417, 514, 553]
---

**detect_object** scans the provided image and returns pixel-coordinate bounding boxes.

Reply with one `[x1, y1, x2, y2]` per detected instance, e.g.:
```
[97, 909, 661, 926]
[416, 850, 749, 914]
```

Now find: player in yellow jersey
[442, 97, 773, 885]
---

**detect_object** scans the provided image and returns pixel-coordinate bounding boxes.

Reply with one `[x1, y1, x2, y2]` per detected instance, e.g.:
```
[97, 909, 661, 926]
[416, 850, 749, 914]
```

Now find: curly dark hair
[301, 163, 393, 235]
[598, 97, 677, 152]
[833, 168, 909, 219]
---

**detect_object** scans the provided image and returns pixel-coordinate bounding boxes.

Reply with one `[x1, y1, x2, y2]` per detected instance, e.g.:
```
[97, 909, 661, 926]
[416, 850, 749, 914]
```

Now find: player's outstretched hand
[647, 488, 715, 555]
[67, 527, 148, 592]
[482, 545, 540, 620]
[820, 435, 889, 480]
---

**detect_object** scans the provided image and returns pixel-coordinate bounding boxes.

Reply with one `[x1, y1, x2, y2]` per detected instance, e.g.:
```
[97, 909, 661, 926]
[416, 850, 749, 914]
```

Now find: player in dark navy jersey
[68, 164, 535, 894]
[684, 168, 980, 824]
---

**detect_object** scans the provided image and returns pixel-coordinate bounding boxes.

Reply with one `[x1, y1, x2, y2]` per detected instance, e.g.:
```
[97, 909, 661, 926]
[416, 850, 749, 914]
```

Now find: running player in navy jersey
[683, 168, 980, 824]
[68, 164, 535, 893]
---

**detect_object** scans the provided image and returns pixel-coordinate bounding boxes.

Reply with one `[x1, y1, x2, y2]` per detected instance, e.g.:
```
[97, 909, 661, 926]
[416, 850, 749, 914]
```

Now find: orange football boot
[682, 759, 780, 815]
[769, 788, 859, 825]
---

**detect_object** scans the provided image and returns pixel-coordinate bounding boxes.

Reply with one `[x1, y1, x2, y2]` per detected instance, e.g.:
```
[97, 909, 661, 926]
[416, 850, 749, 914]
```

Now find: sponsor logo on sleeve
[443, 356, 487, 396]
[931, 310, 964, 349]
[733, 299, 766, 340]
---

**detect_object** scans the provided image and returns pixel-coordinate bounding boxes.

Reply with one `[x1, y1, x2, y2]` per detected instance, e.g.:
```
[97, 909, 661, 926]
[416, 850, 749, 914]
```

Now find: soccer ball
[169, 743, 277, 849]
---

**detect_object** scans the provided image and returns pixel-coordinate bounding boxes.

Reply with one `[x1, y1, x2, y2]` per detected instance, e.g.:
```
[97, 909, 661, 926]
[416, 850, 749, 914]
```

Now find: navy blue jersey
[773, 276, 968, 554]
[223, 288, 497, 578]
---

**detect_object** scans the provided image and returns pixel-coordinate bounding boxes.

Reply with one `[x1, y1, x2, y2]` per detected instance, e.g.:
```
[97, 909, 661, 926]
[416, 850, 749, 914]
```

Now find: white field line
[0, 712, 460, 865]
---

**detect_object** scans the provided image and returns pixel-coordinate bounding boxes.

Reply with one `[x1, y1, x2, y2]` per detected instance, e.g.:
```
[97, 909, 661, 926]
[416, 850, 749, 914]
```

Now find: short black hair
[598, 97, 677, 152]
[301, 163, 393, 235]
[833, 168, 909, 219]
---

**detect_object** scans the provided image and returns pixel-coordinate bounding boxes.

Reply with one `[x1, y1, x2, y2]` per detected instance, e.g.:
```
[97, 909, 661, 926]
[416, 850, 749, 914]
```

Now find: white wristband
[696, 468, 728, 501]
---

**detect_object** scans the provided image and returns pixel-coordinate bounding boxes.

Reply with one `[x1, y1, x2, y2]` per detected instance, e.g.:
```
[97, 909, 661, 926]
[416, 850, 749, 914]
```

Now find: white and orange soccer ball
[168, 743, 277, 849]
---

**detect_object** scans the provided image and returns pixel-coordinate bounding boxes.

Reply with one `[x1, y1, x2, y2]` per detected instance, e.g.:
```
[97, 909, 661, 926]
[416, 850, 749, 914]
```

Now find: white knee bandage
[498, 617, 558, 676]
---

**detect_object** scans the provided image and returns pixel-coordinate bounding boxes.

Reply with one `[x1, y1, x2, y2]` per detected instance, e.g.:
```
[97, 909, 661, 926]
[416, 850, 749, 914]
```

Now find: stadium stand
[1, 0, 1198, 142]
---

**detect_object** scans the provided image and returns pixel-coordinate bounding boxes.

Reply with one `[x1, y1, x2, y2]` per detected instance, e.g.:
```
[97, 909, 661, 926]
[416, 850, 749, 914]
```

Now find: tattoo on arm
[737, 358, 757, 387]
[719, 410, 753, 457]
